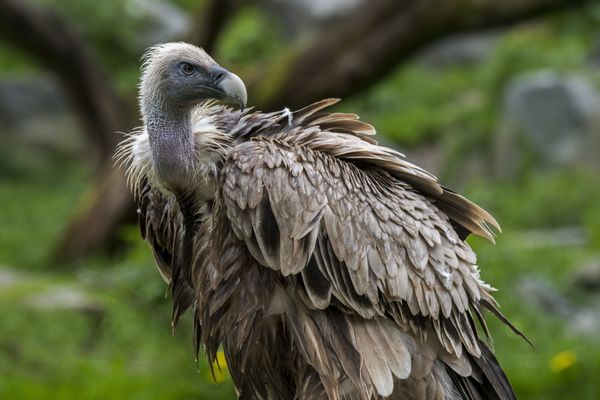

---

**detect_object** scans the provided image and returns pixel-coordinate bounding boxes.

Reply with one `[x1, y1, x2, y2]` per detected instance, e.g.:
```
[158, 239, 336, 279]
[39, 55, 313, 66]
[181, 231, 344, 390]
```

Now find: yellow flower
[550, 350, 577, 373]
[206, 350, 229, 383]
[216, 350, 228, 368]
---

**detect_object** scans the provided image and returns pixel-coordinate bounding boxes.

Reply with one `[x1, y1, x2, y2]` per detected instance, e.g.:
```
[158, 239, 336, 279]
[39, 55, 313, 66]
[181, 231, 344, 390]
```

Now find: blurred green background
[1, 0, 600, 399]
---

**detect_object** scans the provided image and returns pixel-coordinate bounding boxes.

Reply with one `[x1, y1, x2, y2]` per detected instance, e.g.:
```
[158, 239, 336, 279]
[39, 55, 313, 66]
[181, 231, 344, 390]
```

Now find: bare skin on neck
[145, 103, 195, 193]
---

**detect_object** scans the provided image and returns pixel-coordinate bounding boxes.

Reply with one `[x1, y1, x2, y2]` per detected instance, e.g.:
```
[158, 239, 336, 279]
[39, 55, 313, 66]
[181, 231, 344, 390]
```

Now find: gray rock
[0, 266, 104, 314]
[264, 0, 363, 36]
[418, 31, 499, 67]
[570, 306, 600, 337]
[572, 258, 600, 293]
[0, 76, 83, 152]
[497, 71, 600, 175]
[24, 286, 104, 313]
[569, 260, 600, 336]
[517, 276, 574, 318]
[0, 76, 68, 127]
[278, 0, 363, 19]
[127, 0, 190, 47]
[517, 264, 600, 338]
[0, 267, 24, 288]
[512, 226, 587, 249]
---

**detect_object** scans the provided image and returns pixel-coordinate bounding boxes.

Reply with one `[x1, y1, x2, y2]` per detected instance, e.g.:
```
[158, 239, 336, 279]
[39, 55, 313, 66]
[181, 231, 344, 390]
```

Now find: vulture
[116, 42, 525, 400]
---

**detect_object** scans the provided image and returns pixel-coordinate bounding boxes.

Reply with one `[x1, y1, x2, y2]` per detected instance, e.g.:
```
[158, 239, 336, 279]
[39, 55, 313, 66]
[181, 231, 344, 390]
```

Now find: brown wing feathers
[137, 180, 195, 327]
[222, 140, 515, 398]
[220, 99, 517, 399]
[286, 98, 500, 242]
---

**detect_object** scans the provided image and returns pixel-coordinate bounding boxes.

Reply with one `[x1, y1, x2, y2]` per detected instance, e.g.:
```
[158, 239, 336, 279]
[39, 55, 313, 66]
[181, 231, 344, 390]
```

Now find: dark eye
[179, 62, 195, 76]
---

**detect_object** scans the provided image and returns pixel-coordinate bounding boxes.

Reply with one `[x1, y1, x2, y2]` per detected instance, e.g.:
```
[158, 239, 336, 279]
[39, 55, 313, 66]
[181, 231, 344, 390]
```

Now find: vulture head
[137, 42, 247, 191]
[139, 42, 247, 119]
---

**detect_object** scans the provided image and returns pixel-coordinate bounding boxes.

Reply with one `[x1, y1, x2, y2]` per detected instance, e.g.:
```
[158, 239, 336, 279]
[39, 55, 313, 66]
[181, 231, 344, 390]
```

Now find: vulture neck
[145, 102, 196, 193]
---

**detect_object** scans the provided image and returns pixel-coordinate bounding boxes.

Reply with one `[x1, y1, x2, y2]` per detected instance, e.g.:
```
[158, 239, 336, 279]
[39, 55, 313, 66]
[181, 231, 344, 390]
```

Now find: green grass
[0, 145, 88, 270]
[469, 239, 600, 400]
[461, 170, 600, 399]
[0, 299, 235, 400]
[0, 233, 236, 400]
[0, 143, 235, 399]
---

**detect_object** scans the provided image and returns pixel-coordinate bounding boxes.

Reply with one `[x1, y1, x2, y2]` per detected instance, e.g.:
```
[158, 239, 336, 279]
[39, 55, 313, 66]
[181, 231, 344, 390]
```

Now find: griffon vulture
[116, 42, 525, 400]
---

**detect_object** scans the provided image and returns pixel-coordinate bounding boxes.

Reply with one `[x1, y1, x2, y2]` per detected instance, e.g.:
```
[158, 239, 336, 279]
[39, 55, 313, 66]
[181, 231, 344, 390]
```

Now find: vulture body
[117, 42, 522, 400]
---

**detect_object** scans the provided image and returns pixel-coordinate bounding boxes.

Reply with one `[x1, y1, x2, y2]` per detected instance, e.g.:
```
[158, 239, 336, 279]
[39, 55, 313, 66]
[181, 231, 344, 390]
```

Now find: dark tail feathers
[447, 340, 516, 400]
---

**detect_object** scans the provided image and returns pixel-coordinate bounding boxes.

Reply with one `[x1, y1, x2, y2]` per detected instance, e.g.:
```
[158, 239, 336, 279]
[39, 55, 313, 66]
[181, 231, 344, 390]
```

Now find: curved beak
[211, 65, 247, 110]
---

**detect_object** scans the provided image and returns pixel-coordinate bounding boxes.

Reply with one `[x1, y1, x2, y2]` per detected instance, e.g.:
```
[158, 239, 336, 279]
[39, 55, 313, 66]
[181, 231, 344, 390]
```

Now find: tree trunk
[248, 0, 590, 110]
[0, 0, 132, 163]
[189, 0, 235, 53]
[53, 164, 134, 263]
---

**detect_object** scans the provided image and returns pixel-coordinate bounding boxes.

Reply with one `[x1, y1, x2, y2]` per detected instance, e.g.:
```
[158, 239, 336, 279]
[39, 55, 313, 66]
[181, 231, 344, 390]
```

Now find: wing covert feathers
[282, 98, 500, 241]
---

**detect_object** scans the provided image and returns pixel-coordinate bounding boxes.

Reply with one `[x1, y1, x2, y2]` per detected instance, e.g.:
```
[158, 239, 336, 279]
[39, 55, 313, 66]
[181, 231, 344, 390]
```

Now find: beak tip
[218, 70, 247, 111]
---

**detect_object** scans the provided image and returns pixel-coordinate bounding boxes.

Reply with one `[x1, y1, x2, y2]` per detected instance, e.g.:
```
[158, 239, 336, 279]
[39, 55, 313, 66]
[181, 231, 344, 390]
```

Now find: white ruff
[115, 104, 230, 199]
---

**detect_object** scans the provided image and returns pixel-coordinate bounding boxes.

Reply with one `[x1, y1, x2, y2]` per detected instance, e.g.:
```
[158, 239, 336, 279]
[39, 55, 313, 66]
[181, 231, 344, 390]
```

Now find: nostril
[214, 70, 226, 83]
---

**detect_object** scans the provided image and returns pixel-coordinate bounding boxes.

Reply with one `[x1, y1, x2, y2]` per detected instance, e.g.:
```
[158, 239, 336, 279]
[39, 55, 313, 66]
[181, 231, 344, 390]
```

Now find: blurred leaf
[216, 7, 284, 66]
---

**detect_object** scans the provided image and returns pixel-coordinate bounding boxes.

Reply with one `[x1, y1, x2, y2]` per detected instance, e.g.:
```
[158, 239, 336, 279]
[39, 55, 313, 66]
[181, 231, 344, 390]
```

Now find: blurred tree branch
[0, 0, 138, 263]
[189, 0, 234, 53]
[0, 0, 588, 263]
[0, 0, 132, 163]
[53, 163, 134, 263]
[247, 0, 591, 110]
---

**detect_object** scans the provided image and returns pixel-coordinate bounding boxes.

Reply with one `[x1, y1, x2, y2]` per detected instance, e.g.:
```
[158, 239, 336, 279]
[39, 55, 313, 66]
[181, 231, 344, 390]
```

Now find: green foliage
[0, 45, 40, 75]
[346, 7, 597, 152]
[33, 0, 149, 75]
[0, 145, 88, 270]
[460, 173, 600, 400]
[216, 6, 285, 66]
[468, 232, 599, 400]
[466, 171, 600, 229]
[0, 292, 235, 400]
[584, 202, 600, 248]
